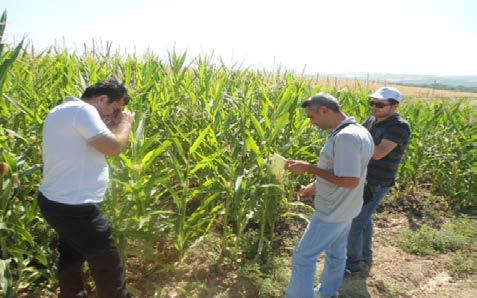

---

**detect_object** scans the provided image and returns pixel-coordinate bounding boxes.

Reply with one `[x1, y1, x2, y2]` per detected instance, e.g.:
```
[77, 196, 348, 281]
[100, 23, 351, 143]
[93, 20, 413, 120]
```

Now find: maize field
[0, 11, 475, 295]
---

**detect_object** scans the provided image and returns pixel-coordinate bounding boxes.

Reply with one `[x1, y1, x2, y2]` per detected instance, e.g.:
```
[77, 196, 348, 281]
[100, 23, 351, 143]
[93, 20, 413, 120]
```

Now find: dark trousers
[38, 192, 131, 298]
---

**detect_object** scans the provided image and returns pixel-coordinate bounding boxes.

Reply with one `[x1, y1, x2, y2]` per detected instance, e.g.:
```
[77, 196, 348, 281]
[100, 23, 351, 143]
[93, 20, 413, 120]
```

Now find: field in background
[0, 12, 475, 296]
[313, 77, 477, 99]
[0, 49, 474, 296]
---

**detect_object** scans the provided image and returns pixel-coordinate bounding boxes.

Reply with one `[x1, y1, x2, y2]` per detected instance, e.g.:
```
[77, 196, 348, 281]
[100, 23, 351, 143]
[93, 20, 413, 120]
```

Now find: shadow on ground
[340, 270, 372, 298]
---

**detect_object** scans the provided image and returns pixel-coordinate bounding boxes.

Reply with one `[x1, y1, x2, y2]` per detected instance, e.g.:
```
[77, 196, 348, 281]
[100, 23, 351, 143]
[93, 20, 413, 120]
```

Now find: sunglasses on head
[369, 101, 392, 108]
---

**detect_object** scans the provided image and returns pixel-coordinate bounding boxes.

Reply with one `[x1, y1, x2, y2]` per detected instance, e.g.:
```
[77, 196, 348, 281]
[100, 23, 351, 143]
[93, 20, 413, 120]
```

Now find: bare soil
[124, 213, 476, 297]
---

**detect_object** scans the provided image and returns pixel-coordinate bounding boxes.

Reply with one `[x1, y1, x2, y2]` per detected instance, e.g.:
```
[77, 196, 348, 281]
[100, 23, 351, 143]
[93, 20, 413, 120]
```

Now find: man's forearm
[306, 165, 360, 188]
[114, 120, 133, 153]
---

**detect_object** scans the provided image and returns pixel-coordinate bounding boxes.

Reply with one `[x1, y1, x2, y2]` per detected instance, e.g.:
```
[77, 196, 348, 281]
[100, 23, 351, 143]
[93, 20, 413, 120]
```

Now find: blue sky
[2, 0, 477, 75]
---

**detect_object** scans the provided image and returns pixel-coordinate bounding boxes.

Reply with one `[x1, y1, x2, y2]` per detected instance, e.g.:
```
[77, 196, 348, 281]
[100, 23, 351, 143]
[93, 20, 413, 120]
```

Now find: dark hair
[301, 93, 341, 112]
[81, 80, 130, 104]
[388, 99, 399, 105]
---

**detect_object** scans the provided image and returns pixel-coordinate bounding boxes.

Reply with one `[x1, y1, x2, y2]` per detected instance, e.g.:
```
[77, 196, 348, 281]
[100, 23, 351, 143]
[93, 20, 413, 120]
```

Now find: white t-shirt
[40, 97, 112, 204]
[314, 117, 375, 222]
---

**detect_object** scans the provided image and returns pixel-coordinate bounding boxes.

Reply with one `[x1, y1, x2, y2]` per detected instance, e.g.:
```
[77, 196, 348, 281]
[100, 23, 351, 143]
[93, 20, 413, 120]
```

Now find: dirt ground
[339, 214, 476, 297]
[124, 213, 476, 297]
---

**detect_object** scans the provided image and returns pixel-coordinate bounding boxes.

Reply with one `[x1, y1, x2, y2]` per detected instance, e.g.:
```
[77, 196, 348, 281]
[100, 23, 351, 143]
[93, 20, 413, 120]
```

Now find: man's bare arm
[90, 111, 134, 156]
[372, 139, 398, 160]
[286, 160, 360, 188]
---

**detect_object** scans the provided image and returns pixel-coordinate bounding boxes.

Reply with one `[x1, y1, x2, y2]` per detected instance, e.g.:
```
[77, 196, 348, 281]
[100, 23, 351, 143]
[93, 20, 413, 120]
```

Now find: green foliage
[0, 10, 474, 292]
[386, 282, 409, 296]
[450, 251, 477, 276]
[240, 257, 290, 297]
[1, 10, 51, 294]
[398, 217, 476, 256]
[398, 100, 476, 209]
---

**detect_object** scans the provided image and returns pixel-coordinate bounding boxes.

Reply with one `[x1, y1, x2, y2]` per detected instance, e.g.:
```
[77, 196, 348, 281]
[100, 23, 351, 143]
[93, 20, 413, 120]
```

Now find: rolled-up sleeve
[74, 105, 112, 141]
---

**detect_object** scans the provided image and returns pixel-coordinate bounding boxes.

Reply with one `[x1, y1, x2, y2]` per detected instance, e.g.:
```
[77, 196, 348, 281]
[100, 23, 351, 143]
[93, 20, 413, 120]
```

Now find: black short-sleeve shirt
[363, 113, 411, 186]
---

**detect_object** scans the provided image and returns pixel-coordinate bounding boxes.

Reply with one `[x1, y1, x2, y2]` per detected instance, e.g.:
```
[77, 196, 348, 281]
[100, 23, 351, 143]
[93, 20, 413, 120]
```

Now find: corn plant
[0, 15, 474, 293]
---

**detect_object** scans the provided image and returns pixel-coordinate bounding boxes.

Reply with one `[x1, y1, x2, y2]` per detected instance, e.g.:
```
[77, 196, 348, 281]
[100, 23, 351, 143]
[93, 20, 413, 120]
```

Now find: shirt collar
[335, 117, 356, 128]
[331, 117, 357, 135]
[374, 113, 400, 125]
[66, 96, 81, 102]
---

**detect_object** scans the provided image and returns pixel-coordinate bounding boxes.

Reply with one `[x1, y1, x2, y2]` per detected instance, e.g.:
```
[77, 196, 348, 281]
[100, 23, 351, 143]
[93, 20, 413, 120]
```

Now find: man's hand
[285, 159, 313, 175]
[90, 110, 135, 156]
[298, 182, 316, 201]
[116, 110, 135, 124]
[106, 110, 135, 130]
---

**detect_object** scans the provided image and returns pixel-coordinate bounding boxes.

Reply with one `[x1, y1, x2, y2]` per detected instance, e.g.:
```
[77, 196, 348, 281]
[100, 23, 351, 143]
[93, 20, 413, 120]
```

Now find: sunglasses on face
[369, 101, 392, 108]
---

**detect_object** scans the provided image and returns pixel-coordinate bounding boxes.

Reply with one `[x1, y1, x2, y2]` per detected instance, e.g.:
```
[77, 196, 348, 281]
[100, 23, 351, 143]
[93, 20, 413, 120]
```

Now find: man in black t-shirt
[346, 87, 411, 274]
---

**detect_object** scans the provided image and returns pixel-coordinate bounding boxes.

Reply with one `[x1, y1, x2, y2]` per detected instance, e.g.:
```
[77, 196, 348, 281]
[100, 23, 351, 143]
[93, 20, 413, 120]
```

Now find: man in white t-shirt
[38, 80, 134, 297]
[285, 93, 374, 298]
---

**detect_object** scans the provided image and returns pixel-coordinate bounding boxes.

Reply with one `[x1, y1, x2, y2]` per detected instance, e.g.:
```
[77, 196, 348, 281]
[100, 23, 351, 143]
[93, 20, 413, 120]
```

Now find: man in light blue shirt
[286, 93, 374, 298]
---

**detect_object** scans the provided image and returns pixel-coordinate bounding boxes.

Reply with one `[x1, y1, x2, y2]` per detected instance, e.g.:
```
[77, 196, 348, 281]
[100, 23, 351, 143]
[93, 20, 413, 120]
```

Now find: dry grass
[313, 77, 477, 98]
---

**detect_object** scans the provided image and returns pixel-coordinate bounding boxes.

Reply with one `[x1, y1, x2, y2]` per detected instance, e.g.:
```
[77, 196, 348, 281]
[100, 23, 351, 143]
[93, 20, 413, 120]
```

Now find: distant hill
[322, 73, 477, 93]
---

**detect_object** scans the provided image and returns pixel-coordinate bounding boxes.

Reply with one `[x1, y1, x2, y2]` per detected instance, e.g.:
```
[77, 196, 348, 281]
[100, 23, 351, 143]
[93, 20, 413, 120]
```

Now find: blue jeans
[346, 184, 391, 272]
[287, 214, 352, 298]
